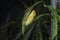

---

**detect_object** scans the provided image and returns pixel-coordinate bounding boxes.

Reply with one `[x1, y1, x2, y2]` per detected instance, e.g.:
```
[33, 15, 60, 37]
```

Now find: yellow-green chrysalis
[26, 10, 36, 26]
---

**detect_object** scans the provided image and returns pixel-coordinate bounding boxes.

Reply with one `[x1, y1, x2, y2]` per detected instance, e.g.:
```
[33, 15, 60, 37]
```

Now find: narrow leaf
[47, 5, 58, 40]
[22, 1, 44, 35]
[22, 9, 32, 35]
[34, 14, 49, 21]
[57, 15, 60, 23]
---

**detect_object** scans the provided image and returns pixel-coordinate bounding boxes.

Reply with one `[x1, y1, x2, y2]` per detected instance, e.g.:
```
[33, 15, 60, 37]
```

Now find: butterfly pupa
[25, 10, 36, 26]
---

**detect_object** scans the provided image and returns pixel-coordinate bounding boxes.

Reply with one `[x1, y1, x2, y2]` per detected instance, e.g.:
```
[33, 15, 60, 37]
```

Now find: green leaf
[56, 9, 60, 13]
[56, 9, 60, 23]
[47, 5, 58, 40]
[57, 15, 60, 23]
[22, 1, 43, 35]
[25, 1, 43, 12]
[34, 14, 49, 21]
[22, 9, 32, 35]
[39, 32, 43, 40]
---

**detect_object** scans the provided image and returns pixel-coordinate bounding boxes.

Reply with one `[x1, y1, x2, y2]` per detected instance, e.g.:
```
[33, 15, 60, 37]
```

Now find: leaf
[22, 9, 32, 35]
[56, 9, 60, 13]
[57, 15, 60, 23]
[34, 14, 49, 21]
[47, 5, 58, 40]
[25, 1, 43, 12]
[22, 1, 43, 35]
[39, 32, 43, 40]
[56, 9, 60, 23]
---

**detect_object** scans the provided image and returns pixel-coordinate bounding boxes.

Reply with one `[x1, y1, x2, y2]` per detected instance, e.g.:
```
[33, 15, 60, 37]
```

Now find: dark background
[0, 0, 50, 26]
[0, 0, 23, 26]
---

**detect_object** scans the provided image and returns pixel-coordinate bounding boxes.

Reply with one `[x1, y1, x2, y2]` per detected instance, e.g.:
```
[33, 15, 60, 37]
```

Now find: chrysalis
[25, 10, 36, 26]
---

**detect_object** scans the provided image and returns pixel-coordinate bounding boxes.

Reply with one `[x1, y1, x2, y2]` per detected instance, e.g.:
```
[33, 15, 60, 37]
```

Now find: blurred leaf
[56, 9, 60, 23]
[39, 32, 43, 40]
[47, 5, 58, 40]
[22, 9, 32, 35]
[22, 1, 43, 35]
[57, 15, 60, 23]
[34, 14, 49, 21]
[25, 1, 43, 12]
[56, 9, 60, 13]
[34, 14, 49, 40]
